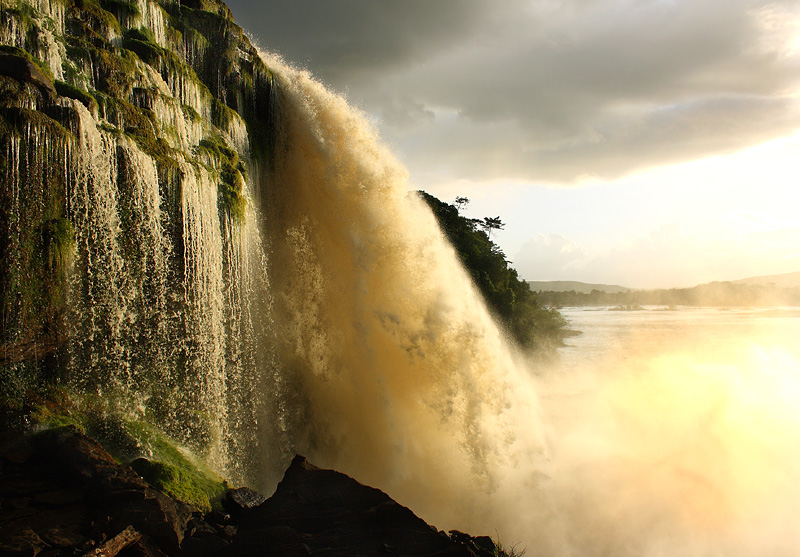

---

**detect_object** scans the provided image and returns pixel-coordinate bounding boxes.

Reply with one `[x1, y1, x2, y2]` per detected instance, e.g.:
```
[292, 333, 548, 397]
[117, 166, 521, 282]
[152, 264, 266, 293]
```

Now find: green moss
[0, 104, 75, 353]
[124, 419, 227, 510]
[39, 216, 75, 273]
[210, 97, 235, 130]
[54, 80, 98, 112]
[28, 391, 227, 511]
[197, 135, 237, 164]
[131, 458, 217, 511]
[33, 406, 87, 433]
[121, 27, 162, 67]
[73, 0, 122, 37]
[0, 44, 56, 84]
[65, 39, 140, 97]
[91, 90, 179, 173]
[182, 103, 200, 122]
[98, 0, 140, 18]
[218, 170, 246, 224]
[123, 26, 156, 44]
[177, 4, 233, 27]
[197, 136, 247, 224]
[0, 2, 37, 35]
[122, 36, 161, 66]
[0, 44, 32, 58]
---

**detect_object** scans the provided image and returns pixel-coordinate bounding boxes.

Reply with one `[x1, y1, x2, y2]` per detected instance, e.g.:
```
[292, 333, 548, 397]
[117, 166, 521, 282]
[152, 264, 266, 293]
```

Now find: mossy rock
[197, 135, 247, 224]
[121, 37, 162, 67]
[0, 74, 38, 109]
[28, 392, 228, 512]
[0, 49, 56, 98]
[218, 168, 246, 224]
[98, 0, 141, 19]
[122, 419, 226, 502]
[131, 457, 217, 512]
[72, 0, 122, 39]
[54, 80, 98, 112]
[177, 2, 234, 25]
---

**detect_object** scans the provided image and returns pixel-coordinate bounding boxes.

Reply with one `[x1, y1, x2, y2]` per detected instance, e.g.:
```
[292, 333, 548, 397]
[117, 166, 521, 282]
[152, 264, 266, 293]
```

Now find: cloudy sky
[226, 0, 800, 288]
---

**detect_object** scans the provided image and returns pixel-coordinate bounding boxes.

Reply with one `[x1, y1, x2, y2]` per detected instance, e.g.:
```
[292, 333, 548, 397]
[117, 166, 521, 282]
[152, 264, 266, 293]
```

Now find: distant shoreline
[531, 278, 800, 309]
[527, 270, 800, 294]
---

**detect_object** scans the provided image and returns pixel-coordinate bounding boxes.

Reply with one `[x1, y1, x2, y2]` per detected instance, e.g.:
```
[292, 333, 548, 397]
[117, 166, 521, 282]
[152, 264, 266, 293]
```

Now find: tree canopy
[418, 191, 569, 352]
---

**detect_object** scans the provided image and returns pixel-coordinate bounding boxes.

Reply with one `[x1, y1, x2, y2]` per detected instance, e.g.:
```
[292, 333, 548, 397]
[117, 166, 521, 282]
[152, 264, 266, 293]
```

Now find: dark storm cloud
[223, 0, 522, 88]
[226, 0, 800, 183]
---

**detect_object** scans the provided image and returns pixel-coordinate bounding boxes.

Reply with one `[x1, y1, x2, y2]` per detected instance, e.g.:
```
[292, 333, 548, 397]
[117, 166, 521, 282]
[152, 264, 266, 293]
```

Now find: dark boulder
[0, 53, 55, 98]
[0, 432, 499, 556]
[227, 454, 495, 556]
[0, 427, 226, 556]
[222, 486, 268, 515]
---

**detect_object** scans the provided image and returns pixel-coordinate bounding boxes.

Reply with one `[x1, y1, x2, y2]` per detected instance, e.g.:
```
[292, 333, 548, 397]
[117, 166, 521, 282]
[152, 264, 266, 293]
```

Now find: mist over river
[555, 306, 800, 371]
[532, 306, 800, 556]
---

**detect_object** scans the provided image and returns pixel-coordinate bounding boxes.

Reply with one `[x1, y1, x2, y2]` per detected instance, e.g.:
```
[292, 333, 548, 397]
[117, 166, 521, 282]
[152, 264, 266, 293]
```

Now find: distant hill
[733, 271, 800, 288]
[527, 280, 630, 294]
[534, 272, 800, 308]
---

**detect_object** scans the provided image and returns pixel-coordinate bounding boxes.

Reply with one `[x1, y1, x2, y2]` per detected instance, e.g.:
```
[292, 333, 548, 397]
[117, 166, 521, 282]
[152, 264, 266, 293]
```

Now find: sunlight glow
[430, 131, 800, 286]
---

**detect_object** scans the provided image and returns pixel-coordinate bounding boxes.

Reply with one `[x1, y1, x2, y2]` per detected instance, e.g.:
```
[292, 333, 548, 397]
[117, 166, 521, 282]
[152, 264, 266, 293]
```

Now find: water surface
[532, 306, 800, 556]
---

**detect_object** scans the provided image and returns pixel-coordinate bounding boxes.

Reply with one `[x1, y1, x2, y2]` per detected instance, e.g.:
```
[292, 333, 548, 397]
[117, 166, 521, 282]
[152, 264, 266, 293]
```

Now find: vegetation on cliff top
[419, 191, 570, 352]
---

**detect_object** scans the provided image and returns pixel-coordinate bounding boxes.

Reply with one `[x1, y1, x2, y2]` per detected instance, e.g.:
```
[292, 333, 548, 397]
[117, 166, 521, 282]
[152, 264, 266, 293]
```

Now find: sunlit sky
[225, 0, 800, 288]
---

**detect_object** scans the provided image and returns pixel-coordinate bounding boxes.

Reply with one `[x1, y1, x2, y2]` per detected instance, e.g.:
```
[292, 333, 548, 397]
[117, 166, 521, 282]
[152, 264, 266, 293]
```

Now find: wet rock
[83, 525, 141, 556]
[227, 454, 492, 556]
[0, 528, 48, 556]
[0, 53, 55, 98]
[1, 432, 498, 557]
[32, 427, 194, 553]
[222, 486, 268, 515]
[0, 428, 219, 556]
[451, 530, 497, 555]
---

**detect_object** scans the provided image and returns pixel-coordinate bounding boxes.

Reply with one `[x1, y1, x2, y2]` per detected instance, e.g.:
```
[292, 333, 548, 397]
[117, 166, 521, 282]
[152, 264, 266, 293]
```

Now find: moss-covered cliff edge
[0, 0, 284, 484]
[2, 2, 557, 550]
[1, 0, 272, 351]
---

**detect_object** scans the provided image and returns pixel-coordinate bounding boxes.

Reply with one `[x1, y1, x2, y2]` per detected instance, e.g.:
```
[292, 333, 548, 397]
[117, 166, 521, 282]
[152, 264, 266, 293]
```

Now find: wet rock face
[0, 427, 218, 556]
[227, 455, 496, 556]
[0, 434, 497, 556]
[0, 53, 56, 98]
[222, 486, 268, 515]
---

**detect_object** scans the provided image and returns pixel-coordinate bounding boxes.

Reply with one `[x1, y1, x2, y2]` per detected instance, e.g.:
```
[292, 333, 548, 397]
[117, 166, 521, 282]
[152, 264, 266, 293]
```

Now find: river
[557, 305, 800, 368]
[530, 306, 800, 556]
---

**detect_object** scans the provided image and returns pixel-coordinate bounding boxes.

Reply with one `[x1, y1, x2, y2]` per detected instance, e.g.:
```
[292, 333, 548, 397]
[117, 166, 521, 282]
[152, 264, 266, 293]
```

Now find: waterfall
[6, 2, 800, 555]
[1, 0, 545, 546]
[253, 55, 547, 535]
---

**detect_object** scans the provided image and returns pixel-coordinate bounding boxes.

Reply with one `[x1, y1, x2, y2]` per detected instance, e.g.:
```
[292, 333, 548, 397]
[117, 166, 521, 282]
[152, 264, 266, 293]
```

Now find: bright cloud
[228, 0, 800, 183]
[226, 0, 800, 286]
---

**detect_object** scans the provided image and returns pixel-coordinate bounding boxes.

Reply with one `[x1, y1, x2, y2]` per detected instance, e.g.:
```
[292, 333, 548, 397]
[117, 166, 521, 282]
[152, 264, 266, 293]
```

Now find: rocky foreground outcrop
[0, 428, 497, 556]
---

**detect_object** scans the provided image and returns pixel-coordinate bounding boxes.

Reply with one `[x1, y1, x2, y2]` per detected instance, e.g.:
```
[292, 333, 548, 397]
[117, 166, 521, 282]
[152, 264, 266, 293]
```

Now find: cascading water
[2, 0, 549, 538]
[254, 53, 547, 534]
[6, 1, 800, 555]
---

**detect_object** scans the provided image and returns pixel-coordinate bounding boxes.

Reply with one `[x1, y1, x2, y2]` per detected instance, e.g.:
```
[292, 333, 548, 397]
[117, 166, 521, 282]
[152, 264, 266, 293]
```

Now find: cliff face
[0, 0, 280, 482]
[0, 427, 499, 556]
[1, 1, 547, 544]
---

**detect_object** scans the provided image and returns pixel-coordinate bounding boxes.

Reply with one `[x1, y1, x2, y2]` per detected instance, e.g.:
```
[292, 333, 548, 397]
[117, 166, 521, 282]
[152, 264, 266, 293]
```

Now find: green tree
[418, 191, 568, 352]
[480, 216, 505, 238]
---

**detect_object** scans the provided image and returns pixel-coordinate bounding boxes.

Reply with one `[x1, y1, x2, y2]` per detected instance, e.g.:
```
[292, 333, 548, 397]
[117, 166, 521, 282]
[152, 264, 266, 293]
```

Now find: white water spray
[5, 1, 800, 552]
[255, 54, 547, 535]
[254, 55, 800, 556]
